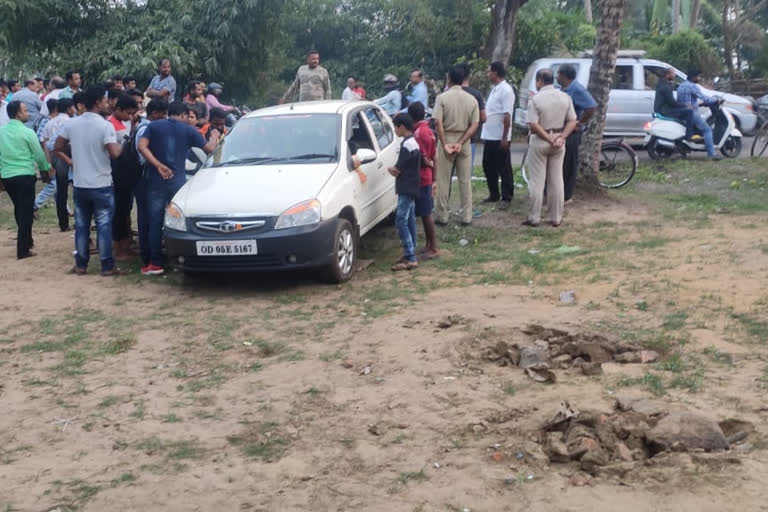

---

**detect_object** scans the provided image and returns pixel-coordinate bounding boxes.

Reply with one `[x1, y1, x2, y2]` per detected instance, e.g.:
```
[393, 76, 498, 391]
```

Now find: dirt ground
[2, 161, 768, 511]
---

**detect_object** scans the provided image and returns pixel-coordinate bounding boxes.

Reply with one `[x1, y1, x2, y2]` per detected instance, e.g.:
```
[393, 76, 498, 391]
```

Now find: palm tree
[690, 0, 701, 28]
[578, 0, 628, 185]
[484, 0, 531, 65]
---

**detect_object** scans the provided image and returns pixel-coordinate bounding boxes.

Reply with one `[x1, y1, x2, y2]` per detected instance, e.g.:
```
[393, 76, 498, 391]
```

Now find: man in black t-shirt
[458, 63, 487, 170]
[389, 113, 421, 271]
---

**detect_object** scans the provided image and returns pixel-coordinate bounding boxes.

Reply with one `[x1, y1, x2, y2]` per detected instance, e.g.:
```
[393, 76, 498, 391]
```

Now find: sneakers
[141, 264, 165, 276]
[498, 200, 511, 211]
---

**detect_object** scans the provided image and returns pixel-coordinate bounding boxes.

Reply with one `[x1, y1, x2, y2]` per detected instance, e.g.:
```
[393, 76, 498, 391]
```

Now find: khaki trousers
[527, 135, 565, 225]
[435, 136, 472, 224]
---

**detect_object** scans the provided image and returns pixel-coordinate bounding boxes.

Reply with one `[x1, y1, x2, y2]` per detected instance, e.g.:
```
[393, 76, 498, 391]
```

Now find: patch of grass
[662, 310, 688, 331]
[668, 372, 704, 393]
[278, 350, 305, 362]
[502, 382, 516, 396]
[395, 470, 429, 486]
[162, 413, 182, 423]
[319, 349, 344, 362]
[617, 372, 665, 396]
[659, 353, 684, 373]
[130, 399, 146, 419]
[731, 312, 768, 342]
[227, 422, 289, 462]
[632, 237, 673, 249]
[302, 386, 322, 397]
[250, 339, 284, 358]
[702, 346, 734, 366]
[391, 433, 407, 445]
[98, 395, 121, 408]
[109, 472, 136, 487]
[247, 362, 264, 372]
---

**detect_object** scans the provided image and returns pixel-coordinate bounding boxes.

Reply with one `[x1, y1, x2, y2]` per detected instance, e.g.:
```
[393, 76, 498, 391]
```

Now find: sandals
[391, 260, 419, 271]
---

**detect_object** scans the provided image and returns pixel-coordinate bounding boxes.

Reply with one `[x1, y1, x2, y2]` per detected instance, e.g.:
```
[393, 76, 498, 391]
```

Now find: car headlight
[164, 202, 187, 232]
[274, 199, 322, 230]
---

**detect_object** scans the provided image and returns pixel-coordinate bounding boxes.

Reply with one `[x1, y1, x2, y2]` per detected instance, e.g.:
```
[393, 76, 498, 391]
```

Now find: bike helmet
[208, 82, 224, 92]
[383, 74, 398, 85]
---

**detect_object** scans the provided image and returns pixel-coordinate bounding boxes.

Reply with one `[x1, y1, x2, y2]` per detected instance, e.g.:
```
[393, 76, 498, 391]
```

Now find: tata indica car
[164, 101, 400, 282]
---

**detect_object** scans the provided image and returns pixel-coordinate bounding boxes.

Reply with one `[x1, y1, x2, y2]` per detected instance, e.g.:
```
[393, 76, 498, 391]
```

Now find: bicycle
[750, 100, 768, 157]
[519, 136, 637, 189]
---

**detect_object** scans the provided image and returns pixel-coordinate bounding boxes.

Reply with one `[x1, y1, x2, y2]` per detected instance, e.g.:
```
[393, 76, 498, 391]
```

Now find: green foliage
[512, 1, 596, 72]
[644, 31, 722, 76]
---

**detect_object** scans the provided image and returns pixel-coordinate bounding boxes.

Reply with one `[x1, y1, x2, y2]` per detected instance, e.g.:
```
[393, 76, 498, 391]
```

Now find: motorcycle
[643, 98, 743, 159]
[225, 104, 251, 128]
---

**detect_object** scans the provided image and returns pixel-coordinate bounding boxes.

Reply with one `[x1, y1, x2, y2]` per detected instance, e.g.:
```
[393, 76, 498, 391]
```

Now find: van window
[612, 65, 635, 90]
[644, 65, 685, 90]
[550, 63, 580, 87]
[365, 108, 393, 149]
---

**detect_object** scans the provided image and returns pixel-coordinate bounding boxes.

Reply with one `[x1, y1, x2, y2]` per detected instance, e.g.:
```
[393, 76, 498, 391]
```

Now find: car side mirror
[186, 147, 207, 175]
[355, 148, 377, 165]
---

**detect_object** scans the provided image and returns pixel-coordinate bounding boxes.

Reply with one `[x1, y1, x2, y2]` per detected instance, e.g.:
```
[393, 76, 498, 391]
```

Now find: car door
[640, 64, 666, 124]
[363, 106, 399, 228]
[346, 110, 381, 232]
[606, 63, 644, 135]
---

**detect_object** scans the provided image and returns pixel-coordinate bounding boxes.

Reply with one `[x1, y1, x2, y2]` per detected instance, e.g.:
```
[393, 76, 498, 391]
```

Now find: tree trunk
[578, 0, 627, 185]
[689, 0, 701, 28]
[722, 0, 737, 79]
[484, 0, 530, 65]
[672, 0, 681, 32]
[585, 0, 593, 23]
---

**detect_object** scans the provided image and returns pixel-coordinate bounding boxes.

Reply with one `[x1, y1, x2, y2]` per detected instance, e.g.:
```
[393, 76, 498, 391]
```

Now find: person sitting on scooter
[654, 68, 695, 141]
[205, 83, 235, 113]
[375, 74, 402, 116]
[677, 69, 721, 161]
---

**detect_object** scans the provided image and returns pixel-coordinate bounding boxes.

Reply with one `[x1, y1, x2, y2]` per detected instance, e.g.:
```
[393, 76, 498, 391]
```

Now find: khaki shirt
[433, 85, 479, 133]
[527, 85, 576, 131]
[283, 65, 332, 102]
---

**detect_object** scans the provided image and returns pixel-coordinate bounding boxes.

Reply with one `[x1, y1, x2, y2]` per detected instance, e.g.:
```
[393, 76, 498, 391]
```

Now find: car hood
[176, 163, 337, 217]
[699, 87, 750, 105]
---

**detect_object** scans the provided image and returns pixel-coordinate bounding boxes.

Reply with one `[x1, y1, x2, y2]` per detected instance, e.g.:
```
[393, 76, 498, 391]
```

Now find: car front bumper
[165, 218, 338, 272]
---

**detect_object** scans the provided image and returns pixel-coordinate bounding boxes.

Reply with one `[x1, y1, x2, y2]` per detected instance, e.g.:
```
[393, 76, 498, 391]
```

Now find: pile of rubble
[482, 325, 659, 382]
[538, 399, 749, 478]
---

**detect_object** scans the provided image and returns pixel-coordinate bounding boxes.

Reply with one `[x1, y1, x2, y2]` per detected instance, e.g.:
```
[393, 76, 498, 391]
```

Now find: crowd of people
[0, 59, 234, 275]
[4, 50, 712, 277]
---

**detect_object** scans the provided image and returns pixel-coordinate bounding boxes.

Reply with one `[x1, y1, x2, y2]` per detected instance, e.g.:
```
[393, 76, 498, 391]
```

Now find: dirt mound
[537, 400, 749, 479]
[480, 324, 659, 382]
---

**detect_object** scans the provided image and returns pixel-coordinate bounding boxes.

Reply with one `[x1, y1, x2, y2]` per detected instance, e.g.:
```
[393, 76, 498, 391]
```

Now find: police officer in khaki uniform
[524, 69, 578, 227]
[433, 66, 480, 225]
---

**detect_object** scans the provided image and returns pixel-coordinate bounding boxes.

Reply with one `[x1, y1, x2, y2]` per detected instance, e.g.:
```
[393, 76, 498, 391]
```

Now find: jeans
[481, 140, 514, 202]
[395, 194, 417, 262]
[142, 177, 185, 267]
[73, 186, 115, 271]
[692, 112, 716, 157]
[53, 157, 71, 231]
[1, 174, 36, 258]
[34, 179, 57, 210]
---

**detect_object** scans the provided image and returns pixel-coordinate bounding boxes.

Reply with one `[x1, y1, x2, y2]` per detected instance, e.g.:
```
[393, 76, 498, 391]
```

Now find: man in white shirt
[0, 98, 8, 127]
[480, 61, 516, 210]
[54, 86, 125, 276]
[342, 77, 361, 101]
[40, 76, 66, 116]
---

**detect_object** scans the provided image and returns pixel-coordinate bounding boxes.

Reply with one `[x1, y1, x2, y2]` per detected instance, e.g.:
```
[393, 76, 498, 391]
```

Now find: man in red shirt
[408, 102, 439, 259]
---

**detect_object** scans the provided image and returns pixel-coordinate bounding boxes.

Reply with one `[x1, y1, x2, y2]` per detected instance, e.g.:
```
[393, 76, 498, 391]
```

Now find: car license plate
[196, 240, 257, 256]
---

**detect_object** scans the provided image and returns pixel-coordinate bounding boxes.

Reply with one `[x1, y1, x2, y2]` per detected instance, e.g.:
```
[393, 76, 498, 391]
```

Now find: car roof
[530, 57, 680, 72]
[245, 100, 372, 119]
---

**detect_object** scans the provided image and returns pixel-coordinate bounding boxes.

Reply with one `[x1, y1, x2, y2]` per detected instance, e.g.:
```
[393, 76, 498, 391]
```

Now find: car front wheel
[323, 218, 357, 283]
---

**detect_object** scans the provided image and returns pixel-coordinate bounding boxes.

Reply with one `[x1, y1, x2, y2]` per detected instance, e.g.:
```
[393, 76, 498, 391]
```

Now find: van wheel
[647, 136, 673, 160]
[323, 219, 357, 283]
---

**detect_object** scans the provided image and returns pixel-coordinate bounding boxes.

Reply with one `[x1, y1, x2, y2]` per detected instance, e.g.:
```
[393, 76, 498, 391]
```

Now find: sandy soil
[1, 195, 768, 512]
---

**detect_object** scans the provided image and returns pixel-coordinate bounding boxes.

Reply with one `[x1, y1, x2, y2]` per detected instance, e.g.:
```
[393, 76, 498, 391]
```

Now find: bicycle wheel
[520, 148, 529, 185]
[750, 120, 768, 157]
[598, 142, 637, 188]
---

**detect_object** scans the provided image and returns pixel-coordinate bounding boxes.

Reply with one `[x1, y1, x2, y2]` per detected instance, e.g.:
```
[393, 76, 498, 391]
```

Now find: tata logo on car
[218, 221, 241, 232]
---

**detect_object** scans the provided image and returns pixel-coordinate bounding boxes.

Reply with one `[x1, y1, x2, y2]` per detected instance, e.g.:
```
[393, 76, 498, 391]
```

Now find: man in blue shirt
[146, 59, 177, 102]
[677, 69, 719, 160]
[556, 65, 597, 201]
[399, 70, 428, 113]
[137, 102, 218, 275]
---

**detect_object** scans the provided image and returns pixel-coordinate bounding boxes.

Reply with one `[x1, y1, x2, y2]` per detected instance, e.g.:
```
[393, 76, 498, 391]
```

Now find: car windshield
[205, 114, 340, 168]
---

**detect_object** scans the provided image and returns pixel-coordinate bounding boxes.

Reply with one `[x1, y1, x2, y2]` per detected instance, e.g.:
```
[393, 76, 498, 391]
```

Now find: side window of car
[348, 112, 375, 154]
[365, 108, 393, 149]
[549, 63, 580, 88]
[644, 66, 665, 90]
[612, 65, 635, 90]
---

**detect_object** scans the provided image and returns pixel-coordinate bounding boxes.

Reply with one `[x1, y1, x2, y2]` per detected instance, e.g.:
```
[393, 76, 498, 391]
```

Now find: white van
[515, 56, 758, 137]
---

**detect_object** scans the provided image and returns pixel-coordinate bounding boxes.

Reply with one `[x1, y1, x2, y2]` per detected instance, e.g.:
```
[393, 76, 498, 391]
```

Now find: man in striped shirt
[146, 59, 177, 102]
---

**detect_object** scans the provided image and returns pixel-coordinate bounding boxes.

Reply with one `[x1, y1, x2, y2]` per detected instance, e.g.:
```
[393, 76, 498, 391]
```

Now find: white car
[165, 101, 399, 282]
